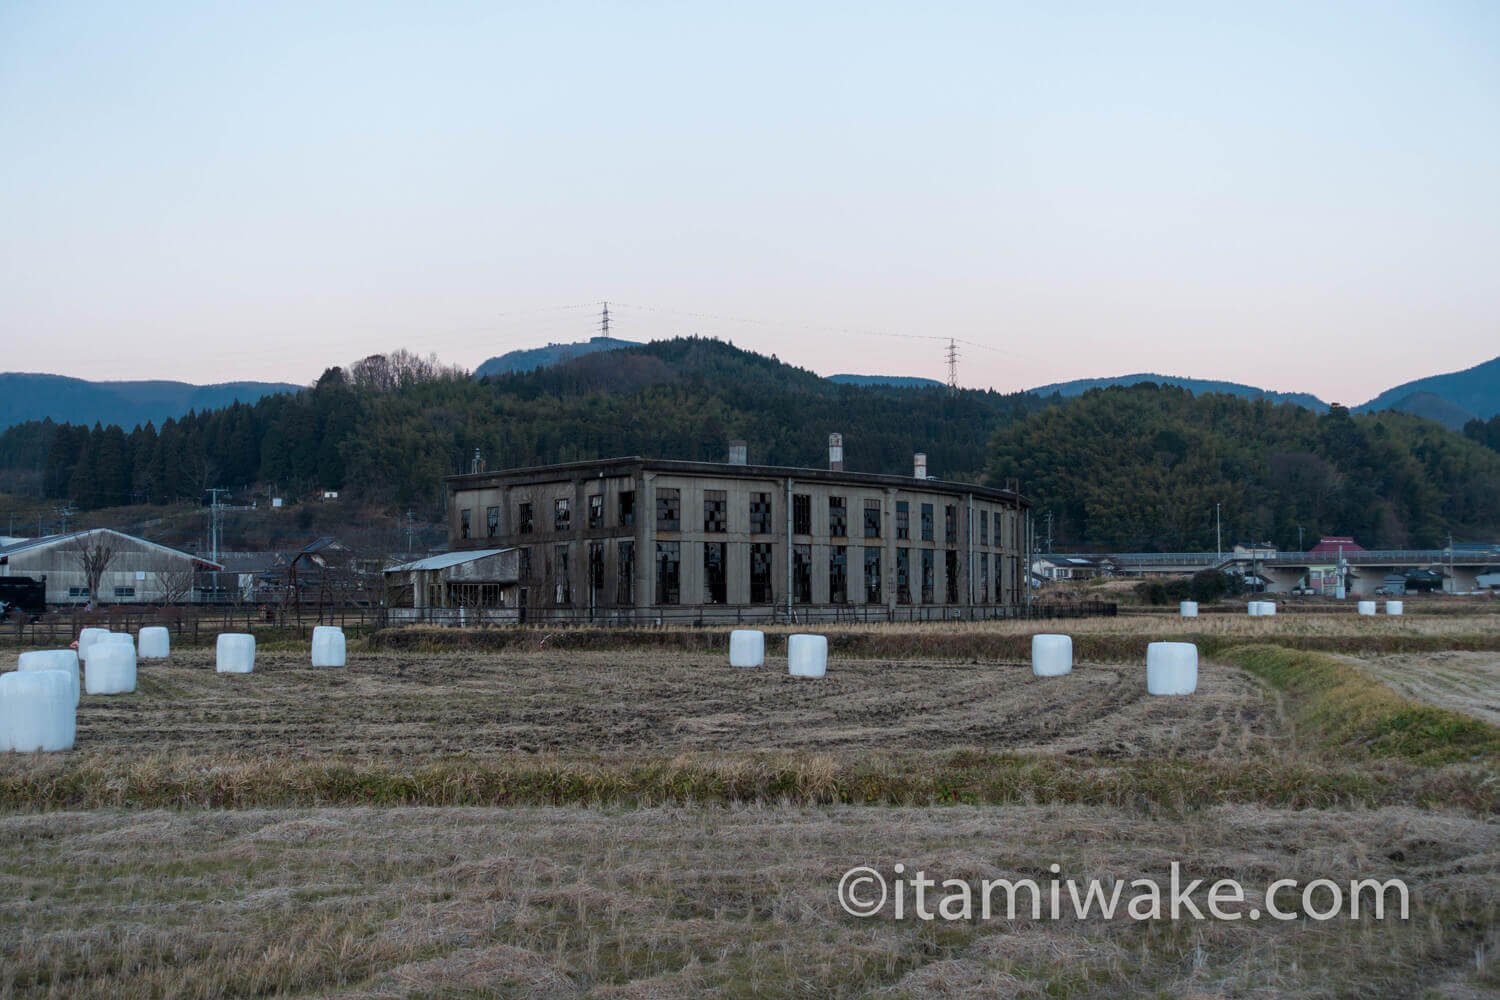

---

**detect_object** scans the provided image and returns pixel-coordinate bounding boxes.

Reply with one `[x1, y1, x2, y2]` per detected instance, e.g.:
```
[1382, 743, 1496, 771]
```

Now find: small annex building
[383, 548, 521, 623]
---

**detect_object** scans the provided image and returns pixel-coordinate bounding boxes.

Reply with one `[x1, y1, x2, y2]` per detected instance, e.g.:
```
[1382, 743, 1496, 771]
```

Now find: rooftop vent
[914, 453, 927, 480]
[829, 433, 843, 472]
[728, 441, 747, 466]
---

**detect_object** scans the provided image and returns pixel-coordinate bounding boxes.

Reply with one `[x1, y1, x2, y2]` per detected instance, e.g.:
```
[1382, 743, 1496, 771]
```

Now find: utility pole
[945, 338, 959, 391]
[205, 488, 230, 564]
[1043, 511, 1055, 553]
[1215, 503, 1222, 562]
[1298, 524, 1303, 552]
[405, 509, 415, 554]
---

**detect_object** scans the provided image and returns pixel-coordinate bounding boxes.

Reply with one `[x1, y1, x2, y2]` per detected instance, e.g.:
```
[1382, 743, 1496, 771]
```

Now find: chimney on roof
[728, 440, 747, 466]
[914, 453, 927, 480]
[828, 433, 843, 472]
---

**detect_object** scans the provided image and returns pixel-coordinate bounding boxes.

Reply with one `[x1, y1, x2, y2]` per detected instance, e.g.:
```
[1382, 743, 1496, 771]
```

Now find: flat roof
[446, 456, 1027, 506]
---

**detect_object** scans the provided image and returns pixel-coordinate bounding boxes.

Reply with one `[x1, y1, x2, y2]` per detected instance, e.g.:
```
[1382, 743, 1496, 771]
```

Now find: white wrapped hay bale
[216, 633, 256, 674]
[1386, 601, 1403, 616]
[0, 670, 75, 752]
[1259, 602, 1276, 616]
[1246, 602, 1262, 616]
[1146, 641, 1198, 696]
[103, 633, 134, 647]
[311, 626, 346, 667]
[77, 627, 109, 661]
[1031, 634, 1073, 677]
[1358, 601, 1377, 616]
[728, 629, 764, 668]
[137, 626, 170, 660]
[18, 650, 80, 707]
[1179, 601, 1198, 618]
[84, 642, 137, 695]
[787, 634, 827, 678]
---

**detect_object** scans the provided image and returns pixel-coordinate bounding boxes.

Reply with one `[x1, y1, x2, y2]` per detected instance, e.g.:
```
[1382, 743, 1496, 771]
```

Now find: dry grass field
[2, 613, 1499, 997]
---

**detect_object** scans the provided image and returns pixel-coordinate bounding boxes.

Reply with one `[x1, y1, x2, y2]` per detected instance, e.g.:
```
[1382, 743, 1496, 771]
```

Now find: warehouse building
[441, 440, 1030, 623]
[0, 528, 222, 606]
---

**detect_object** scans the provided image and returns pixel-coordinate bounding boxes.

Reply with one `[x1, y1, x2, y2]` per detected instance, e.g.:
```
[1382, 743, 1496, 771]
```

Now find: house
[1031, 554, 1117, 582]
[0, 529, 221, 605]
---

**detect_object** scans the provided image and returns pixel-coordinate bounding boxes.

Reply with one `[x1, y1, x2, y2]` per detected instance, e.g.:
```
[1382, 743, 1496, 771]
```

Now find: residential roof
[386, 549, 513, 572]
[0, 528, 222, 570]
[1308, 537, 1365, 554]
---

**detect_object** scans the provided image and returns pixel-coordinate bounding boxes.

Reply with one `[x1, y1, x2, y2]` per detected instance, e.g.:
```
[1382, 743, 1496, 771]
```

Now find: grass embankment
[1222, 644, 1500, 766]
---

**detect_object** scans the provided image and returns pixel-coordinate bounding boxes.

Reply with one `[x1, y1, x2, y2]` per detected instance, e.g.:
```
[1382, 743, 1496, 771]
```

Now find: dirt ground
[55, 648, 1281, 760]
[1, 802, 1494, 999]
[1345, 651, 1500, 726]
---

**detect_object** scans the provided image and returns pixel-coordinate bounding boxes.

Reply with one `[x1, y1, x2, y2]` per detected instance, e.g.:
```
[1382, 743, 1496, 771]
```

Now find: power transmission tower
[945, 338, 959, 390]
[600, 301, 611, 339]
[205, 488, 230, 563]
[1043, 511, 1054, 553]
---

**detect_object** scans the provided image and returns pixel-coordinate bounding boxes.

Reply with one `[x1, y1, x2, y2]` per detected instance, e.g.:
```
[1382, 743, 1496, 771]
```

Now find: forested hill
[986, 384, 1500, 551]
[0, 339, 1047, 514]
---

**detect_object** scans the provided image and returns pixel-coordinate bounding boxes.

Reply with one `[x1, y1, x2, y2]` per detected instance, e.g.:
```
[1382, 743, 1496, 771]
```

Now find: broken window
[460, 508, 471, 539]
[588, 494, 604, 529]
[828, 497, 847, 538]
[945, 550, 959, 603]
[896, 548, 911, 604]
[793, 494, 811, 535]
[518, 502, 533, 535]
[829, 545, 848, 603]
[920, 503, 934, 542]
[555, 497, 571, 532]
[703, 541, 726, 603]
[750, 542, 774, 603]
[793, 544, 812, 603]
[896, 501, 909, 540]
[616, 540, 635, 605]
[588, 542, 604, 604]
[864, 547, 881, 604]
[619, 490, 636, 527]
[486, 505, 500, 538]
[704, 490, 727, 533]
[518, 547, 531, 581]
[749, 493, 773, 534]
[863, 499, 880, 539]
[555, 543, 571, 604]
[979, 509, 988, 546]
[979, 553, 989, 603]
[656, 541, 680, 604]
[945, 505, 957, 544]
[921, 549, 935, 604]
[656, 489, 680, 532]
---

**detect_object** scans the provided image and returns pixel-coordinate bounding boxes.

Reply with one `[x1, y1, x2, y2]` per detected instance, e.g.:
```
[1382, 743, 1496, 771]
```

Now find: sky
[2, 1, 1497, 404]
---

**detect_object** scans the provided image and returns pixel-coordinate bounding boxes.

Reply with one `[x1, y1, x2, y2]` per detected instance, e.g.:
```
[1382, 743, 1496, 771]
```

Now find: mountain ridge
[0, 373, 302, 434]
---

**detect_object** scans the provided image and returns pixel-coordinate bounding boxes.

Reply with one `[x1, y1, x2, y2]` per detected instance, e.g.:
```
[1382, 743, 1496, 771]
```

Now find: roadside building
[0, 528, 221, 605]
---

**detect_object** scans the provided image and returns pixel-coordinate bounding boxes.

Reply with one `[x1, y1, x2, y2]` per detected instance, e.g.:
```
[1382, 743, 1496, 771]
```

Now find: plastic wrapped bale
[1246, 602, 1262, 616]
[1146, 642, 1198, 696]
[137, 626, 170, 660]
[728, 629, 764, 668]
[84, 641, 137, 695]
[18, 649, 80, 707]
[1031, 634, 1073, 677]
[1358, 601, 1377, 616]
[1179, 601, 1198, 618]
[311, 626, 346, 667]
[1260, 602, 1276, 616]
[0, 670, 75, 752]
[216, 633, 256, 674]
[787, 635, 827, 678]
[103, 633, 135, 648]
[77, 627, 109, 662]
[1386, 601, 1404, 616]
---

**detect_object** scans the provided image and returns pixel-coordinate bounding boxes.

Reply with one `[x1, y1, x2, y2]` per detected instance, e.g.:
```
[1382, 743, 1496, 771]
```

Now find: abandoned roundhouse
[436, 440, 1030, 623]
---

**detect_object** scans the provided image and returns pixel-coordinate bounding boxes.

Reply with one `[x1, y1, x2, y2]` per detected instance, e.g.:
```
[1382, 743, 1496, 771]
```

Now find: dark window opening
[588, 494, 604, 529]
[863, 500, 880, 539]
[829, 545, 848, 603]
[920, 503, 934, 542]
[828, 497, 847, 538]
[518, 547, 531, 581]
[703, 541, 726, 603]
[897, 548, 911, 604]
[619, 490, 636, 527]
[979, 554, 989, 603]
[617, 540, 635, 605]
[704, 490, 727, 533]
[518, 502, 533, 535]
[588, 542, 604, 604]
[750, 542, 774, 603]
[460, 508, 471, 539]
[979, 509, 988, 546]
[921, 549, 935, 604]
[896, 501, 909, 540]
[945, 505, 957, 544]
[555, 497, 571, 532]
[864, 547, 881, 604]
[656, 488, 680, 532]
[793, 494, 811, 535]
[749, 493, 773, 534]
[656, 541, 680, 604]
[554, 543, 571, 604]
[793, 544, 812, 603]
[486, 505, 500, 538]
[945, 550, 959, 603]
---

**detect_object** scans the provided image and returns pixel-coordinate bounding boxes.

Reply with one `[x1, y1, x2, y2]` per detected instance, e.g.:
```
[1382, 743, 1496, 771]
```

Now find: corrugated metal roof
[0, 528, 222, 569]
[386, 549, 512, 572]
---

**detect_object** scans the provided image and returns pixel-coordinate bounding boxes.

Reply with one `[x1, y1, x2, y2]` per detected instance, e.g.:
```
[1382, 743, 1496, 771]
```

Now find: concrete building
[0, 528, 222, 605]
[442, 444, 1030, 623]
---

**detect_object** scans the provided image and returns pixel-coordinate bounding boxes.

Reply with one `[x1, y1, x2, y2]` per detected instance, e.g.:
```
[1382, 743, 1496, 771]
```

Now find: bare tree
[153, 564, 197, 605]
[69, 532, 116, 605]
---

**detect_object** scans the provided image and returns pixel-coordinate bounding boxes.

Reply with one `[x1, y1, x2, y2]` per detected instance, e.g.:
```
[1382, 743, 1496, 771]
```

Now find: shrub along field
[2, 616, 1498, 997]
